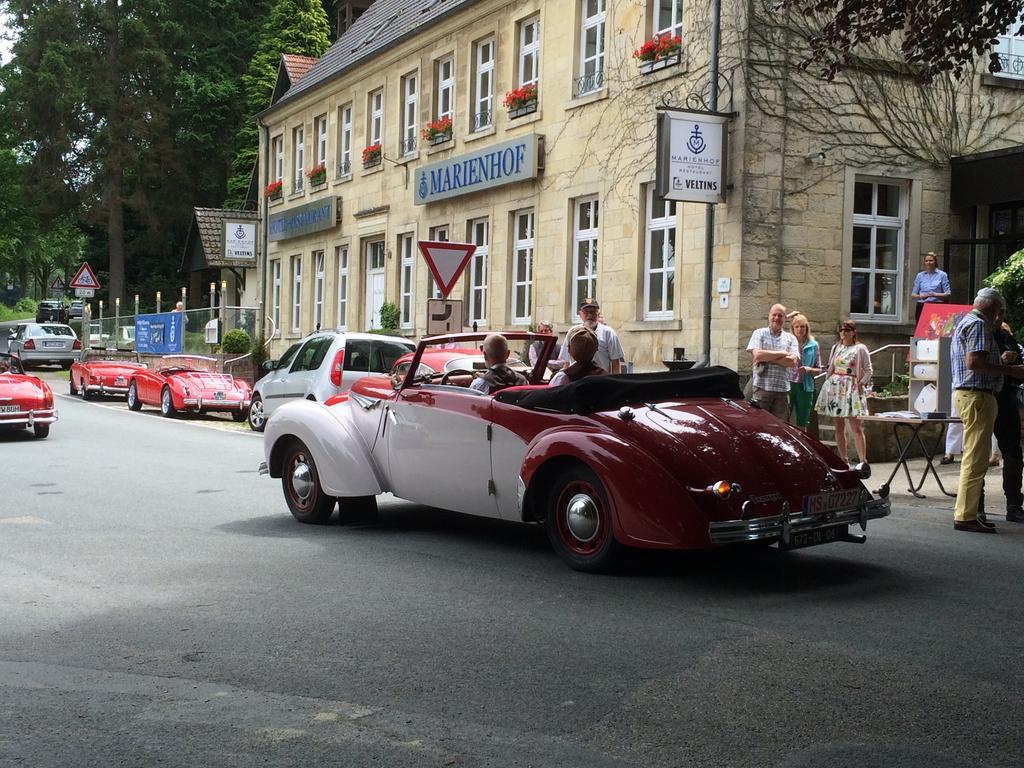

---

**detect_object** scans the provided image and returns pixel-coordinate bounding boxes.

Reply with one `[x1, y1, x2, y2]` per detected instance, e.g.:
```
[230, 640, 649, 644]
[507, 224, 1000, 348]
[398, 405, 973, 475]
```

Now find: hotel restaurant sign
[656, 110, 728, 204]
[414, 135, 542, 205]
[268, 197, 340, 242]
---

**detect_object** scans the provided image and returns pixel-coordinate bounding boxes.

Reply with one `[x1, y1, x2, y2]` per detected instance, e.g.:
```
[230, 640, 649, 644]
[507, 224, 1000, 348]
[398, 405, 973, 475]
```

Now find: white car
[248, 331, 414, 432]
[8, 323, 81, 368]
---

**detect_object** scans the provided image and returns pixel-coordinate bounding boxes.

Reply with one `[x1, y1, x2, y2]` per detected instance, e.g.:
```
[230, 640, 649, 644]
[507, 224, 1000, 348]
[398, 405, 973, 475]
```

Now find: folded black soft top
[494, 366, 744, 414]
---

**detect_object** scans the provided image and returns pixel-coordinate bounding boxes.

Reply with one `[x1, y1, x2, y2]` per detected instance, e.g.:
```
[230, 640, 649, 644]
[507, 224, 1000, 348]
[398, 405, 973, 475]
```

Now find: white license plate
[802, 488, 862, 516]
[213, 391, 226, 400]
[0, 405, 21, 413]
[44, 340, 64, 348]
[114, 377, 126, 386]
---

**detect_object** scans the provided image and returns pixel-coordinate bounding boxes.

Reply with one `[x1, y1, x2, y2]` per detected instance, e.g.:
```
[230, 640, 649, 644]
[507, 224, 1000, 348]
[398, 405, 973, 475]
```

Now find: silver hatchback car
[8, 323, 81, 368]
[248, 331, 414, 432]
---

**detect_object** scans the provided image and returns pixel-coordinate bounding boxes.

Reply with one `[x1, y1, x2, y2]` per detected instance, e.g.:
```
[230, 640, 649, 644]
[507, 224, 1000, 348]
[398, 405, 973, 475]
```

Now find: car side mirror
[261, 359, 277, 373]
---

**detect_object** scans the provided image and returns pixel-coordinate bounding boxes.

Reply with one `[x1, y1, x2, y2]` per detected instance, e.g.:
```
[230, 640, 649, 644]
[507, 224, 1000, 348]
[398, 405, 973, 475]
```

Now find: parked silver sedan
[8, 323, 81, 369]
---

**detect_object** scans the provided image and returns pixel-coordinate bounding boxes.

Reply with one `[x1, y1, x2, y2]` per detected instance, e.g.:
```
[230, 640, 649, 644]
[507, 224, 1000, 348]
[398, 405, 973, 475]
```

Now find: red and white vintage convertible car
[126, 355, 251, 420]
[260, 333, 890, 572]
[0, 353, 57, 439]
[69, 349, 148, 399]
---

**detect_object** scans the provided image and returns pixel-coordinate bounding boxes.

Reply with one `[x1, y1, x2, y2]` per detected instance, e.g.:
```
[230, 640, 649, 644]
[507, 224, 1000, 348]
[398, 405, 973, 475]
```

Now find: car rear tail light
[73, 339, 81, 350]
[23, 339, 35, 350]
[43, 387, 53, 408]
[329, 349, 345, 386]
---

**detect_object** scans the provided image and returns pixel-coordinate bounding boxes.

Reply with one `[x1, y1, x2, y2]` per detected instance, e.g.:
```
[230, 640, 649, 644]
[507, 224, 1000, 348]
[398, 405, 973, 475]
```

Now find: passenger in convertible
[470, 334, 529, 394]
[549, 326, 605, 387]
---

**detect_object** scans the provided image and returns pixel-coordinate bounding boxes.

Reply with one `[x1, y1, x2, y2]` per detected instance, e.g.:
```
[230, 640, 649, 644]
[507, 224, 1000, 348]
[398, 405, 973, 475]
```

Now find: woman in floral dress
[815, 319, 873, 466]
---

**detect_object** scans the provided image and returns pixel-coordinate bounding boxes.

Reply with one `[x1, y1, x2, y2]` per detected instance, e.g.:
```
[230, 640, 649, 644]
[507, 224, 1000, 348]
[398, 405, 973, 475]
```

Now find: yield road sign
[69, 262, 101, 289]
[426, 299, 464, 335]
[417, 241, 475, 298]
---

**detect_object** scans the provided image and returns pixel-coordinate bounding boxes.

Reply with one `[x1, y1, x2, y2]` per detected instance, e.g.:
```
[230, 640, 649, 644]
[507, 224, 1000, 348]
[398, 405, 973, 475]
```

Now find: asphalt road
[2, 383, 1023, 767]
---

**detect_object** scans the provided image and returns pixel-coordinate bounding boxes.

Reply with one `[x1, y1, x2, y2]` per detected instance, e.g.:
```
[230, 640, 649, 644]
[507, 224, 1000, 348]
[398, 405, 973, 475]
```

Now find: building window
[401, 73, 417, 155]
[577, 0, 605, 95]
[995, 14, 1024, 79]
[468, 217, 489, 326]
[369, 88, 383, 146]
[472, 37, 494, 131]
[271, 260, 281, 332]
[314, 114, 328, 167]
[435, 55, 454, 122]
[850, 178, 905, 321]
[292, 125, 304, 192]
[654, 0, 684, 37]
[399, 233, 415, 328]
[644, 186, 676, 320]
[337, 104, 352, 177]
[518, 16, 540, 88]
[291, 255, 302, 332]
[573, 197, 599, 312]
[313, 250, 325, 330]
[512, 209, 534, 323]
[428, 225, 448, 298]
[272, 136, 284, 182]
[336, 245, 348, 330]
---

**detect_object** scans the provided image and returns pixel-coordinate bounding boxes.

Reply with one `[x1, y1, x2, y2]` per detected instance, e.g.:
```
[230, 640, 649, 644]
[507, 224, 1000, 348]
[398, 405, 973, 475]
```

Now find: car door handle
[388, 409, 398, 426]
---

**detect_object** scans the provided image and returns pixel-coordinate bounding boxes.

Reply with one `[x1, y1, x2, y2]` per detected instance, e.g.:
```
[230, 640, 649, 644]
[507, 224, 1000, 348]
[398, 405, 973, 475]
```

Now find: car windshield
[158, 356, 218, 374]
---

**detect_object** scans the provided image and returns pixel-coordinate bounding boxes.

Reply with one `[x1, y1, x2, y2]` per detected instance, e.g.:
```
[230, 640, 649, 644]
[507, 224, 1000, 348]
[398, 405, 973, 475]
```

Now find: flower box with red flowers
[305, 163, 327, 186]
[503, 84, 538, 119]
[264, 180, 283, 199]
[361, 143, 382, 168]
[633, 33, 682, 74]
[421, 116, 453, 145]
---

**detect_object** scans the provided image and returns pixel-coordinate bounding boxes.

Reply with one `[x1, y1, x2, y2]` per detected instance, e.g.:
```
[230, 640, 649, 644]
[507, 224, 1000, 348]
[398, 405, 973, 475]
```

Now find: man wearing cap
[746, 303, 800, 420]
[529, 321, 563, 371]
[558, 298, 624, 374]
[950, 287, 1024, 533]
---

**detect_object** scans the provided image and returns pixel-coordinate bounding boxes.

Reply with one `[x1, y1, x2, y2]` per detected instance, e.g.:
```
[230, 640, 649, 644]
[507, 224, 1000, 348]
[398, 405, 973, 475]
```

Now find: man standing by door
[746, 303, 800, 420]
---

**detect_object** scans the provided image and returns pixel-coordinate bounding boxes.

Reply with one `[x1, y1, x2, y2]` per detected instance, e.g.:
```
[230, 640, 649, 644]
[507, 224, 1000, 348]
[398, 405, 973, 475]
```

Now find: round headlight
[710, 481, 742, 499]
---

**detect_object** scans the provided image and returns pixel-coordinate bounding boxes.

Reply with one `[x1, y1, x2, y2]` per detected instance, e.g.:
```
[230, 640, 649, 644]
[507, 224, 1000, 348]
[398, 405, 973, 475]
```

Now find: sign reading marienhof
[223, 220, 257, 261]
[268, 197, 339, 242]
[656, 110, 728, 204]
[414, 135, 542, 205]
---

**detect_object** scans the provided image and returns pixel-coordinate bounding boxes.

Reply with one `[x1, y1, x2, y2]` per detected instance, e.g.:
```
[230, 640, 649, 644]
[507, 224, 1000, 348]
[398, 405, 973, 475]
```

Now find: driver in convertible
[470, 334, 528, 395]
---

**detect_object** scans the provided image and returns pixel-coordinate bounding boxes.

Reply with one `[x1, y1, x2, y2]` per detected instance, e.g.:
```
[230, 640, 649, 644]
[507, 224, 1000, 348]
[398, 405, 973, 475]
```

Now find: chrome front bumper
[708, 496, 891, 546]
[0, 408, 58, 428]
[85, 384, 129, 396]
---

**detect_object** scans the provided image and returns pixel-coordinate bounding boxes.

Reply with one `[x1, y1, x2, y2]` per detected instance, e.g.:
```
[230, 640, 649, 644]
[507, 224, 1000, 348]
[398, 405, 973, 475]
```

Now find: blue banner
[135, 312, 183, 354]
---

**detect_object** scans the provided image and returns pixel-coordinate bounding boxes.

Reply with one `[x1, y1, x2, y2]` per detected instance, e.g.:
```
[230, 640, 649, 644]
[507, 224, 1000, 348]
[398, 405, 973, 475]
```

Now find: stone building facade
[256, 0, 1024, 373]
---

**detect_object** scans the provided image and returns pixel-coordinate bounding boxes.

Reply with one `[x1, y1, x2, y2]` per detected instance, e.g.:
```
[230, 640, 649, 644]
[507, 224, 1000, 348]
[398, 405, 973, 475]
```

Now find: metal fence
[83, 306, 260, 355]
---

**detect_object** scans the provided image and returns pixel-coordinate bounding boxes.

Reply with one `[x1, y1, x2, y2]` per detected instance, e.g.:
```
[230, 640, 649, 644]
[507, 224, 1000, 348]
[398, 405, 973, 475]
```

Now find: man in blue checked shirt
[950, 287, 1024, 534]
[911, 252, 951, 321]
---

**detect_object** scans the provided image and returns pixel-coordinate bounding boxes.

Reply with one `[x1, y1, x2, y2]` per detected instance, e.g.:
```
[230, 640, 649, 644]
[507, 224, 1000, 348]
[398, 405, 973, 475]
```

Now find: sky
[0, 11, 13, 66]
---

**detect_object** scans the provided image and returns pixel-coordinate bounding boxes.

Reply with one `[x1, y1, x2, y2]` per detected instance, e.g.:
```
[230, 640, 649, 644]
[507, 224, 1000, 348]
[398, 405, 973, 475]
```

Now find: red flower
[633, 33, 682, 63]
[421, 116, 453, 141]
[305, 163, 327, 180]
[503, 83, 538, 109]
[361, 143, 382, 164]
[264, 180, 283, 197]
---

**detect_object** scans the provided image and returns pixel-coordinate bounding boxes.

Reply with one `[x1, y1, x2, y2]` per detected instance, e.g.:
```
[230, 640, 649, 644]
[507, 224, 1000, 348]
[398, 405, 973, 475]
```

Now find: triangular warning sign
[417, 241, 475, 299]
[50, 276, 65, 290]
[69, 262, 101, 290]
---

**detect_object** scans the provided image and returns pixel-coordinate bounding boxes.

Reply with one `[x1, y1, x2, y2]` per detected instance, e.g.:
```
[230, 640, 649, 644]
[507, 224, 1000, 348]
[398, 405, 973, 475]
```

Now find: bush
[221, 328, 251, 354]
[14, 297, 37, 314]
[379, 300, 400, 331]
[986, 248, 1024, 332]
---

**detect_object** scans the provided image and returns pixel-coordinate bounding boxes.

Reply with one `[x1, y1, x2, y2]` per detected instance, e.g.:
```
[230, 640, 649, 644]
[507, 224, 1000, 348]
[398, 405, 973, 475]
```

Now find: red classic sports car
[126, 355, 251, 420]
[70, 349, 148, 399]
[0, 353, 57, 439]
[260, 333, 890, 572]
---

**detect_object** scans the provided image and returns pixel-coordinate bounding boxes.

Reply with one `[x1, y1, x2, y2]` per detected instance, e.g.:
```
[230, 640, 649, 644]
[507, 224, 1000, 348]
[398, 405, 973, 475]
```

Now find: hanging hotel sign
[656, 110, 728, 203]
[268, 197, 339, 242]
[222, 220, 257, 262]
[414, 135, 542, 205]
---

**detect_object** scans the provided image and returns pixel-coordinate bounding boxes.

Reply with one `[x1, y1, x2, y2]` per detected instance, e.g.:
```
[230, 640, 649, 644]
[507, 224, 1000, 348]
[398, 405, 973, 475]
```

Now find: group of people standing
[747, 303, 873, 466]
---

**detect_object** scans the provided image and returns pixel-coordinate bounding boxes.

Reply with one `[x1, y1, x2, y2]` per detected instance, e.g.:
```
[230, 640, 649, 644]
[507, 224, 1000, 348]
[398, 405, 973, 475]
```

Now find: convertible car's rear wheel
[248, 395, 265, 432]
[33, 424, 50, 439]
[231, 408, 248, 422]
[127, 381, 142, 411]
[160, 387, 177, 418]
[546, 465, 622, 573]
[282, 439, 336, 524]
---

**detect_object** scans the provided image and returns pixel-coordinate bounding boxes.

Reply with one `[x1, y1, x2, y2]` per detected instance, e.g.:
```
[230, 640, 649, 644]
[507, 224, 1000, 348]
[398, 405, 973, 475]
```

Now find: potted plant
[362, 142, 382, 168]
[264, 180, 283, 200]
[305, 163, 327, 186]
[503, 83, 538, 119]
[422, 116, 453, 145]
[633, 32, 682, 74]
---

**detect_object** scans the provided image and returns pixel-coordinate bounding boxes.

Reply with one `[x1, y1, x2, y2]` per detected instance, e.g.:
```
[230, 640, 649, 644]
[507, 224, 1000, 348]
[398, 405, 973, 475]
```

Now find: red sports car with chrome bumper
[126, 355, 251, 420]
[70, 350, 148, 399]
[0, 353, 57, 438]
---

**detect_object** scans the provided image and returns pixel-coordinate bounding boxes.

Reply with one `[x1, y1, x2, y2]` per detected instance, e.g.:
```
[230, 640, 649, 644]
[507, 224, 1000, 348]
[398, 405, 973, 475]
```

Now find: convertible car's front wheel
[160, 387, 177, 418]
[127, 381, 142, 411]
[282, 439, 336, 524]
[546, 465, 622, 573]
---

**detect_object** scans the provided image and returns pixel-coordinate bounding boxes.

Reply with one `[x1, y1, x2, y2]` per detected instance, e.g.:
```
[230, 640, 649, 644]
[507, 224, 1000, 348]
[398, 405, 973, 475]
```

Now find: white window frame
[271, 259, 281, 332]
[399, 233, 415, 329]
[849, 178, 906, 323]
[518, 17, 540, 87]
[336, 245, 348, 330]
[654, 0, 684, 38]
[643, 186, 676, 320]
[313, 250, 325, 329]
[995, 15, 1024, 79]
[573, 196, 599, 312]
[468, 218, 489, 326]
[314, 114, 328, 166]
[369, 88, 383, 146]
[402, 73, 418, 155]
[577, 0, 606, 94]
[337, 104, 352, 176]
[512, 209, 534, 324]
[272, 136, 284, 182]
[291, 255, 302, 332]
[473, 38, 495, 131]
[292, 126, 304, 192]
[436, 55, 454, 122]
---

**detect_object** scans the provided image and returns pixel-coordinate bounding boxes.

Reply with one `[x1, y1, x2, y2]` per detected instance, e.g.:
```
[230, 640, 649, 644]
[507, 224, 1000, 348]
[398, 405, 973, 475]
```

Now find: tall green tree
[225, 0, 331, 207]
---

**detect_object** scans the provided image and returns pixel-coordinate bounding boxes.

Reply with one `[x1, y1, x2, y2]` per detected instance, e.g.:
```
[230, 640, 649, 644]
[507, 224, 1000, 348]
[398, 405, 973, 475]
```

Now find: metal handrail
[813, 342, 910, 382]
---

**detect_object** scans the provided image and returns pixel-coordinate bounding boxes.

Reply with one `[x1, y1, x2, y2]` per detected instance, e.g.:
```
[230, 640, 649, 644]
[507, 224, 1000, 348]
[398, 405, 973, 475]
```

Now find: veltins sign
[414, 135, 542, 205]
[656, 111, 728, 203]
[223, 220, 257, 261]
[268, 197, 339, 242]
